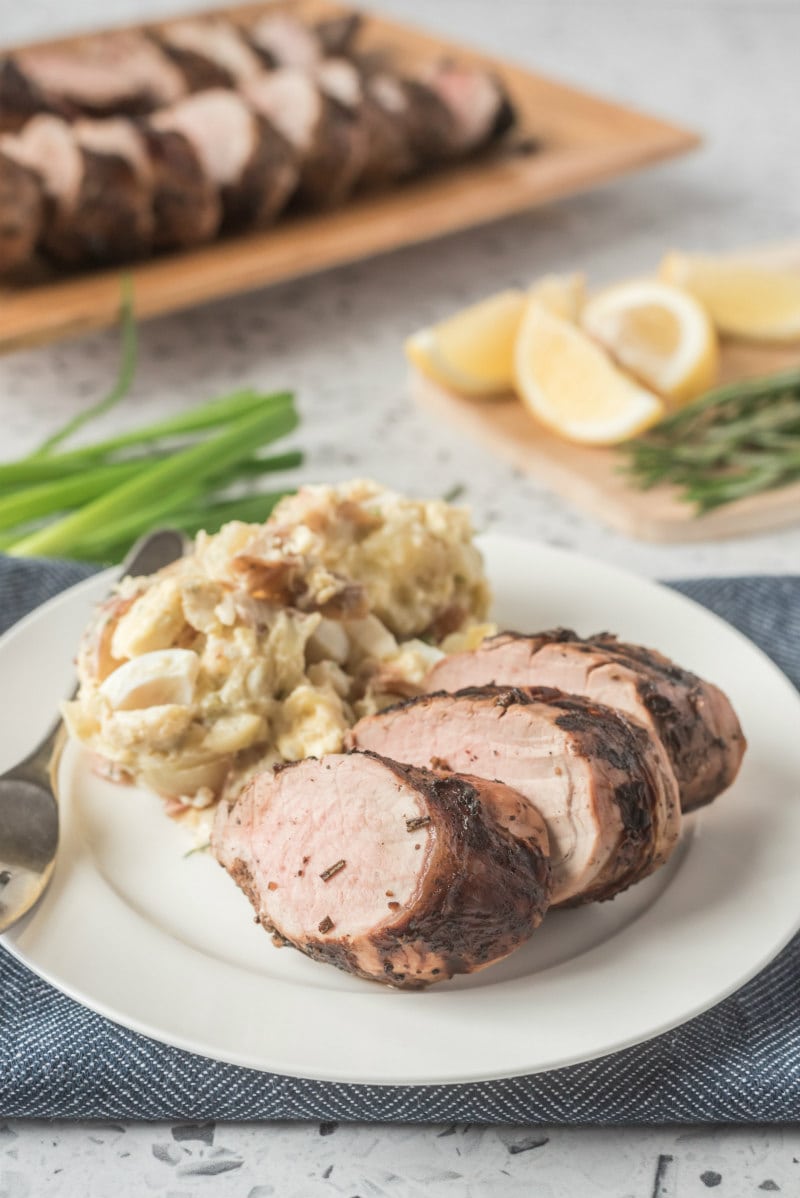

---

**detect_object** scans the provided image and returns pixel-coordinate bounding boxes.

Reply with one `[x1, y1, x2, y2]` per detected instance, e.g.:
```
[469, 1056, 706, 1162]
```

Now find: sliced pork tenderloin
[154, 18, 264, 92]
[348, 686, 681, 907]
[151, 90, 297, 229]
[1, 32, 185, 128]
[0, 148, 44, 272]
[426, 630, 746, 813]
[6, 115, 152, 265]
[212, 751, 551, 989]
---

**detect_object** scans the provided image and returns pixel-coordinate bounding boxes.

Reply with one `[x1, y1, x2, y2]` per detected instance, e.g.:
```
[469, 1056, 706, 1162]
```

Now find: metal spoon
[0, 527, 188, 934]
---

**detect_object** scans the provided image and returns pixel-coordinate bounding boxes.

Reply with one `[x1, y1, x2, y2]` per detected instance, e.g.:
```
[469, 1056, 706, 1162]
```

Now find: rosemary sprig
[623, 367, 800, 513]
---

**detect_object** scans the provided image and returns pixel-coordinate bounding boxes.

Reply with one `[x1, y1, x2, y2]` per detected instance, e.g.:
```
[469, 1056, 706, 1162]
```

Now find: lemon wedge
[405, 289, 526, 397]
[514, 301, 666, 445]
[581, 278, 719, 404]
[660, 251, 800, 343]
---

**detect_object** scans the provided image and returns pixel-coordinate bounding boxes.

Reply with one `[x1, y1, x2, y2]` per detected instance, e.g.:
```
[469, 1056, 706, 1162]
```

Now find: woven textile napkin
[1, 556, 799, 1123]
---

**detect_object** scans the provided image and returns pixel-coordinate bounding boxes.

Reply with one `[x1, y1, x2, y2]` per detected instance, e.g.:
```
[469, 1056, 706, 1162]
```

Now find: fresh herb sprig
[623, 367, 800, 512]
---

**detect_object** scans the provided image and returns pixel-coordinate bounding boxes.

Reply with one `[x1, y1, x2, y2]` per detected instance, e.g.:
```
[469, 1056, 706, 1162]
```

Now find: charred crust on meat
[156, 40, 235, 91]
[0, 56, 73, 130]
[228, 857, 260, 913]
[315, 12, 364, 56]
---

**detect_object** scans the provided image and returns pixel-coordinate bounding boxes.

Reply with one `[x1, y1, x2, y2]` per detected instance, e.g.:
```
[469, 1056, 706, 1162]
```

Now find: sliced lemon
[581, 278, 719, 404]
[528, 272, 586, 322]
[660, 251, 800, 343]
[514, 301, 666, 445]
[405, 289, 526, 397]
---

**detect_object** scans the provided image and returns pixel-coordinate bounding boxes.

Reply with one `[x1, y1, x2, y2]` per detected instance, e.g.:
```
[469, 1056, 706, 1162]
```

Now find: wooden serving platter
[414, 245, 800, 544]
[0, 0, 698, 355]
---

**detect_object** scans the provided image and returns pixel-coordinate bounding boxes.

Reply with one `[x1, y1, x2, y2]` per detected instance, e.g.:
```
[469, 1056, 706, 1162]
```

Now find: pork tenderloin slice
[359, 73, 419, 186]
[348, 686, 680, 907]
[212, 751, 551, 989]
[241, 69, 320, 156]
[426, 630, 746, 813]
[420, 61, 515, 155]
[152, 90, 296, 228]
[0, 147, 44, 272]
[12, 32, 185, 119]
[156, 18, 264, 90]
[74, 116, 155, 250]
[0, 57, 72, 132]
[140, 126, 222, 249]
[246, 13, 324, 70]
[298, 91, 368, 207]
[7, 114, 152, 265]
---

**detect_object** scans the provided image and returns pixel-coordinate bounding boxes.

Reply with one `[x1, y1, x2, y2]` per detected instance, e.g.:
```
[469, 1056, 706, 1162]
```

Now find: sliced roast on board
[348, 686, 681, 907]
[425, 630, 746, 813]
[212, 751, 551, 989]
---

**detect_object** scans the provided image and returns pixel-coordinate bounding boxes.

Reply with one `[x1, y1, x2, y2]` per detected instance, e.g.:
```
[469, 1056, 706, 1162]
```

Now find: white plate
[2, 535, 800, 1086]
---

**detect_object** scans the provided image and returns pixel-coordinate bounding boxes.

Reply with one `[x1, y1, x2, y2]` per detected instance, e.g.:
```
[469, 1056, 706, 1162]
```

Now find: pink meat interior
[251, 755, 435, 942]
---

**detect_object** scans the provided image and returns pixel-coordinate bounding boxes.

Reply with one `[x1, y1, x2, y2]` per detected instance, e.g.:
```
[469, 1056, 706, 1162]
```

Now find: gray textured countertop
[1, 0, 799, 1191]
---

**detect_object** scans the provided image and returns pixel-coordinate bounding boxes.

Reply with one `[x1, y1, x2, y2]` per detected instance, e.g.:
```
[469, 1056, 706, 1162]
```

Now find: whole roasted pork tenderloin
[348, 686, 681, 907]
[425, 630, 746, 813]
[212, 750, 551, 989]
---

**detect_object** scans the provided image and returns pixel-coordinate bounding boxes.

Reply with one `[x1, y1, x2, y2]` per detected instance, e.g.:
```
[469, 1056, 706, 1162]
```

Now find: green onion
[0, 457, 159, 532]
[7, 398, 298, 557]
[0, 388, 287, 490]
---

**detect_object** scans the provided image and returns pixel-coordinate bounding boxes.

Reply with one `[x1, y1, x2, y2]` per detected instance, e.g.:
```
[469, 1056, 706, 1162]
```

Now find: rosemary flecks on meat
[623, 366, 800, 513]
[320, 859, 346, 882]
[406, 816, 431, 832]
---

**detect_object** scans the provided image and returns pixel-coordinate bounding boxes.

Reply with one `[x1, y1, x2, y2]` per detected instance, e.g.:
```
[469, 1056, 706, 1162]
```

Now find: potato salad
[63, 480, 492, 823]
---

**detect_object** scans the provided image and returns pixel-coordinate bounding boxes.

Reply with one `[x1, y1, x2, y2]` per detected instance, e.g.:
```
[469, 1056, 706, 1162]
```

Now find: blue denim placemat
[1, 556, 799, 1122]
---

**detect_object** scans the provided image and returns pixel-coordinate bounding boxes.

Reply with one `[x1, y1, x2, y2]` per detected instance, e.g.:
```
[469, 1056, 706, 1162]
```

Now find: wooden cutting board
[0, 0, 697, 355]
[414, 245, 800, 543]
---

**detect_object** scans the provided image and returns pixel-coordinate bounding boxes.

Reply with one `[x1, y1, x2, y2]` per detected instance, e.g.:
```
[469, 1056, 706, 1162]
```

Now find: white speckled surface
[1, 0, 799, 1185]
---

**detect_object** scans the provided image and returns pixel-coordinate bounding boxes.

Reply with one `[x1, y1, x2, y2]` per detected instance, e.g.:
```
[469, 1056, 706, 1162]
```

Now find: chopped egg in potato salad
[64, 480, 492, 828]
